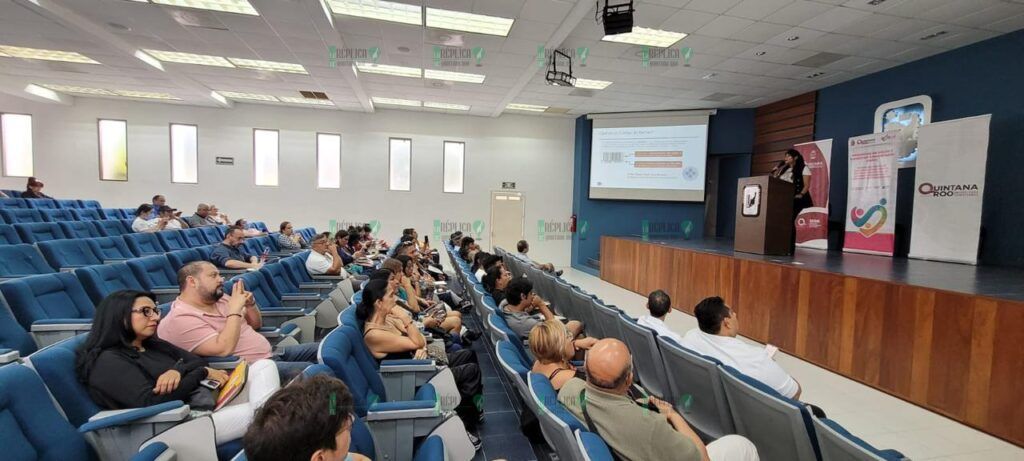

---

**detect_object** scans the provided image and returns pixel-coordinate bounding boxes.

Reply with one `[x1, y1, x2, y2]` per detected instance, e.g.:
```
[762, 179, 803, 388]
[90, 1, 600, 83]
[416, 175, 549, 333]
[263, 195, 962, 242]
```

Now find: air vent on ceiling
[168, 10, 228, 30]
[425, 30, 466, 47]
[792, 52, 846, 68]
[805, 71, 827, 79]
[299, 91, 329, 100]
[544, 107, 571, 114]
[701, 93, 737, 102]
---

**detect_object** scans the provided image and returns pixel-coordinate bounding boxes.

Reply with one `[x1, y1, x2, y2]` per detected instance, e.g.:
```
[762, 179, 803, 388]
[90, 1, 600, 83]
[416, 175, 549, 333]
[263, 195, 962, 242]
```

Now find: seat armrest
[132, 442, 174, 461]
[204, 355, 242, 369]
[298, 282, 334, 290]
[366, 401, 439, 421]
[31, 318, 92, 332]
[219, 269, 246, 276]
[257, 326, 282, 338]
[281, 293, 322, 302]
[103, 259, 129, 264]
[380, 359, 437, 373]
[312, 274, 347, 281]
[150, 287, 180, 295]
[0, 348, 20, 364]
[80, 401, 189, 432]
[60, 266, 87, 272]
[259, 306, 308, 316]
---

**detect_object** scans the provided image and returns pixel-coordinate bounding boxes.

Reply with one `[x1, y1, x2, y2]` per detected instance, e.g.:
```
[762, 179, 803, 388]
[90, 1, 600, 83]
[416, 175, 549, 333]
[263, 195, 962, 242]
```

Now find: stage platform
[599, 235, 1024, 447]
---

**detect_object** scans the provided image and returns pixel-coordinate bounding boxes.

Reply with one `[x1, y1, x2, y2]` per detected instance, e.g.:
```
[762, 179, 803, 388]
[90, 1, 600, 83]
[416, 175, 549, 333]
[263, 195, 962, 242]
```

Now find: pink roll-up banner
[844, 132, 899, 256]
[793, 139, 832, 250]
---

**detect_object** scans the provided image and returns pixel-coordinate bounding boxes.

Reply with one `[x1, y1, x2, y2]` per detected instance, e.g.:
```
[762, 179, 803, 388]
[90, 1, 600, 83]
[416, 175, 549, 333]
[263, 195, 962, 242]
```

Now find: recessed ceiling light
[228, 57, 307, 74]
[40, 84, 117, 95]
[215, 90, 279, 101]
[150, 0, 259, 16]
[371, 96, 422, 107]
[805, 71, 826, 79]
[505, 103, 547, 112]
[114, 89, 182, 100]
[0, 49, 8, 57]
[143, 49, 234, 67]
[0, 45, 100, 64]
[327, 0, 422, 26]
[423, 69, 485, 83]
[426, 8, 515, 37]
[279, 96, 334, 106]
[601, 27, 687, 48]
[355, 62, 422, 78]
[574, 78, 613, 90]
[786, 36, 800, 41]
[424, 101, 470, 110]
[754, 51, 766, 56]
[209, 91, 228, 105]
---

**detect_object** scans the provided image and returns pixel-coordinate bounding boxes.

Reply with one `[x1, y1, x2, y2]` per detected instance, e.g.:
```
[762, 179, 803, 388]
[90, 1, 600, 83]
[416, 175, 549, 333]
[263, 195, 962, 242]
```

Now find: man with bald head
[557, 339, 759, 461]
[184, 203, 217, 228]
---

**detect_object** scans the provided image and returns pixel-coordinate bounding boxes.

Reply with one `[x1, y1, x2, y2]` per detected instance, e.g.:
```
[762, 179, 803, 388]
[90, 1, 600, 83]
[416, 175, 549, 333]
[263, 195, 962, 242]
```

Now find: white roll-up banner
[909, 114, 990, 265]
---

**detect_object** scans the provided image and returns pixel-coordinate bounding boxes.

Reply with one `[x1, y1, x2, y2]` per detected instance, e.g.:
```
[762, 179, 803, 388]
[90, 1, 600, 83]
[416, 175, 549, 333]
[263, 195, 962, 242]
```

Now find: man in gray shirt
[184, 203, 217, 228]
[499, 277, 582, 339]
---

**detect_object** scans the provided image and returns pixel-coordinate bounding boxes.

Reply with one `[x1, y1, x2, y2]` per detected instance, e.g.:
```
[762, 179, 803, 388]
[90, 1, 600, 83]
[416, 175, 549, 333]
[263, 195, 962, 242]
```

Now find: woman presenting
[772, 148, 813, 219]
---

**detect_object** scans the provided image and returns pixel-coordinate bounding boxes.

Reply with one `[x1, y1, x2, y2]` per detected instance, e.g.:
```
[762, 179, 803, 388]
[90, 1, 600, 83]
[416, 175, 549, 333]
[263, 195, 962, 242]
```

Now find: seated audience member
[76, 290, 281, 444]
[276, 221, 309, 251]
[149, 195, 166, 219]
[458, 236, 478, 262]
[680, 296, 801, 400]
[482, 265, 512, 305]
[158, 261, 319, 380]
[209, 204, 229, 224]
[449, 231, 464, 250]
[184, 203, 217, 228]
[394, 254, 469, 339]
[637, 290, 684, 344]
[529, 320, 597, 390]
[500, 277, 582, 340]
[517, 240, 563, 276]
[156, 205, 189, 230]
[21, 177, 52, 199]
[474, 253, 502, 281]
[307, 232, 351, 277]
[236, 219, 266, 237]
[470, 251, 489, 279]
[243, 374, 370, 461]
[131, 204, 159, 232]
[357, 278, 483, 444]
[210, 225, 263, 270]
[558, 339, 759, 461]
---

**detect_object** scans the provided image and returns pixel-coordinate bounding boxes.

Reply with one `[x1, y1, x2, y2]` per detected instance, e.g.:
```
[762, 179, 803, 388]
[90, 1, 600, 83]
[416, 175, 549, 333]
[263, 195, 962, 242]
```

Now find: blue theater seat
[0, 208, 45, 224]
[75, 262, 147, 304]
[199, 226, 222, 245]
[80, 200, 102, 209]
[124, 232, 168, 256]
[37, 239, 106, 271]
[93, 219, 130, 236]
[58, 220, 106, 239]
[56, 199, 82, 209]
[0, 272, 95, 347]
[0, 244, 56, 278]
[101, 208, 126, 219]
[528, 373, 588, 461]
[247, 221, 270, 233]
[156, 230, 190, 251]
[39, 208, 77, 222]
[0, 223, 22, 244]
[85, 236, 135, 261]
[125, 255, 181, 303]
[225, 271, 315, 335]
[13, 222, 68, 243]
[575, 430, 615, 461]
[0, 197, 30, 209]
[26, 199, 59, 210]
[182, 227, 210, 246]
[0, 365, 95, 460]
[0, 296, 36, 356]
[165, 248, 203, 271]
[73, 208, 104, 221]
[812, 417, 906, 461]
[121, 207, 137, 218]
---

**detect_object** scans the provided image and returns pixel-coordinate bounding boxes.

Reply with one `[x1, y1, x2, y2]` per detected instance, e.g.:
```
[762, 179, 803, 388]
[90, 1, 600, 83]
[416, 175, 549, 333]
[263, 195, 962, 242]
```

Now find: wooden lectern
[734, 176, 794, 255]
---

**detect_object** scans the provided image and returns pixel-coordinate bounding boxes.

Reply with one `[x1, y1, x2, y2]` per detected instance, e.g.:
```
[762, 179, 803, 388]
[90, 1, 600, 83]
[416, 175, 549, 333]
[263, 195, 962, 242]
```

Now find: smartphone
[200, 379, 222, 390]
[424, 235, 430, 245]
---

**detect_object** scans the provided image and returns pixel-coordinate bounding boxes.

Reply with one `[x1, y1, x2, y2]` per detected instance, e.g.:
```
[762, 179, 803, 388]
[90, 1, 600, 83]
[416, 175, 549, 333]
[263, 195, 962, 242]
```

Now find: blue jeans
[273, 342, 319, 381]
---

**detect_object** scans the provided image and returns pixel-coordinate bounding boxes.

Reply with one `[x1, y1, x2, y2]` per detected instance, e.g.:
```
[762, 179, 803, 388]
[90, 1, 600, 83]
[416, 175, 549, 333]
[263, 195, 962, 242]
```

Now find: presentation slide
[589, 123, 708, 202]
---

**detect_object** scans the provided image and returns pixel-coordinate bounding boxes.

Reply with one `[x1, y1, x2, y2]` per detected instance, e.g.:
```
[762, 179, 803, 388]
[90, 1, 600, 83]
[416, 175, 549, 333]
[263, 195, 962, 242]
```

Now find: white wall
[0, 95, 576, 265]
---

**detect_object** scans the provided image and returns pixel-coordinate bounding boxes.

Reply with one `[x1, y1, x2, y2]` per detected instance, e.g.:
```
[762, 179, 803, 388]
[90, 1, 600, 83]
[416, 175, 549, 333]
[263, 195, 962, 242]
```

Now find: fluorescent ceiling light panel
[279, 96, 334, 106]
[426, 8, 514, 36]
[0, 45, 99, 64]
[327, 0, 421, 26]
[574, 78, 612, 90]
[0, 50, 9, 57]
[505, 103, 547, 112]
[371, 96, 421, 107]
[41, 84, 117, 95]
[23, 84, 62, 102]
[601, 27, 687, 48]
[423, 69, 485, 84]
[355, 62, 421, 78]
[228, 58, 307, 74]
[151, 0, 259, 16]
[144, 49, 234, 67]
[114, 90, 181, 100]
[424, 101, 469, 110]
[215, 91, 278, 101]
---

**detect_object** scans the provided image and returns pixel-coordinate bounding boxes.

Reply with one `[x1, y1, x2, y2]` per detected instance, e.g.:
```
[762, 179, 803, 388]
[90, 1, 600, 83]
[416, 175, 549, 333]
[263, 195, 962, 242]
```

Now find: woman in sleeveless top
[529, 320, 591, 391]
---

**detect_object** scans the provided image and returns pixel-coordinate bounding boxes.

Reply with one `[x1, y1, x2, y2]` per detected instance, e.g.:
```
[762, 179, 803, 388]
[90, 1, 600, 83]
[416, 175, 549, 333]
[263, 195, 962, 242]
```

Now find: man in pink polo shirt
[158, 261, 318, 380]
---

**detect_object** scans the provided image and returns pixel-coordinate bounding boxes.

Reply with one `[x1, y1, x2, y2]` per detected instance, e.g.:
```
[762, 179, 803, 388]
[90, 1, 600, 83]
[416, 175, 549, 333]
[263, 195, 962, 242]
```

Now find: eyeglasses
[131, 307, 161, 318]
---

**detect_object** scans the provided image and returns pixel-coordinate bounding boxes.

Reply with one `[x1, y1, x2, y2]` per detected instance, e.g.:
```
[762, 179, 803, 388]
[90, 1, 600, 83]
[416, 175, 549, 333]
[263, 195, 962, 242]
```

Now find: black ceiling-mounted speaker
[545, 50, 576, 87]
[598, 0, 634, 36]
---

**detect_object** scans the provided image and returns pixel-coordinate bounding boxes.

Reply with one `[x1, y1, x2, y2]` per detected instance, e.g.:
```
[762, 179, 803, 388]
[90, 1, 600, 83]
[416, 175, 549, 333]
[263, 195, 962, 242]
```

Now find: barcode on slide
[603, 152, 623, 163]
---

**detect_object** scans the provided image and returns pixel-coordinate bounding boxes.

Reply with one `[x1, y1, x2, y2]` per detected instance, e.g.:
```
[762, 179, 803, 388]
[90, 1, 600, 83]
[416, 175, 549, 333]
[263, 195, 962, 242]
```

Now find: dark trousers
[447, 348, 483, 431]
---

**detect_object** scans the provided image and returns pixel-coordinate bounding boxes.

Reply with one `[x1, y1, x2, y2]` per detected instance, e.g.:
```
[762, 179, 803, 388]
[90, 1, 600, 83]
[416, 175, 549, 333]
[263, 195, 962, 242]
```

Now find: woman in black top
[483, 265, 512, 306]
[21, 177, 52, 199]
[771, 149, 814, 218]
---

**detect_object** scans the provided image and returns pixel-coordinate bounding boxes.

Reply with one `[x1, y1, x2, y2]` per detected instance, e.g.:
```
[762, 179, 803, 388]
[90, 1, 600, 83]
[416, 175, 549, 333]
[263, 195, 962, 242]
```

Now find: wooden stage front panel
[600, 236, 1024, 447]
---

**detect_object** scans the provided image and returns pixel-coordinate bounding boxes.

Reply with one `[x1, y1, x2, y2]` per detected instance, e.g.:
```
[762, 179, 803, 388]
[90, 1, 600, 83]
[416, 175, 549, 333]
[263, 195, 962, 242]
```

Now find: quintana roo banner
[844, 132, 899, 256]
[909, 115, 990, 265]
[793, 139, 832, 250]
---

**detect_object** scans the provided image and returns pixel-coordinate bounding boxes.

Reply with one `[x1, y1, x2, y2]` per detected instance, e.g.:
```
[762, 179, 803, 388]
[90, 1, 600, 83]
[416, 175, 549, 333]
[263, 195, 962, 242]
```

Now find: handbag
[425, 339, 448, 365]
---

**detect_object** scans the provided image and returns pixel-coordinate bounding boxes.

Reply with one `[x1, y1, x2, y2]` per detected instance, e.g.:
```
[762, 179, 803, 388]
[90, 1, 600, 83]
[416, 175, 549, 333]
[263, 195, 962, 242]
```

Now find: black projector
[602, 1, 634, 36]
[546, 70, 576, 87]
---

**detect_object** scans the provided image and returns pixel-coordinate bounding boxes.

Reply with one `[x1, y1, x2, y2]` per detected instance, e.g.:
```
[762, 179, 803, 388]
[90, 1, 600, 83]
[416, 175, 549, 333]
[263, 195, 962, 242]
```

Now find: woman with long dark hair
[772, 149, 814, 217]
[76, 290, 281, 444]
[357, 279, 483, 445]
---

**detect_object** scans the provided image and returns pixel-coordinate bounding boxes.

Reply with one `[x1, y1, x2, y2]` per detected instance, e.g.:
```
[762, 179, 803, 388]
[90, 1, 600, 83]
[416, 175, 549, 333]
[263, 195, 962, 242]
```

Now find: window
[253, 129, 279, 186]
[388, 137, 411, 191]
[317, 133, 341, 189]
[170, 123, 198, 184]
[442, 141, 465, 193]
[0, 113, 32, 177]
[98, 119, 128, 181]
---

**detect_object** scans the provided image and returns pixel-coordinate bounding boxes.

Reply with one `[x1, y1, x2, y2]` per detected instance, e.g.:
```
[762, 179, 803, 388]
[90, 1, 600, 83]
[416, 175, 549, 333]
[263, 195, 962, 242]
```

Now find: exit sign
[502, 181, 516, 189]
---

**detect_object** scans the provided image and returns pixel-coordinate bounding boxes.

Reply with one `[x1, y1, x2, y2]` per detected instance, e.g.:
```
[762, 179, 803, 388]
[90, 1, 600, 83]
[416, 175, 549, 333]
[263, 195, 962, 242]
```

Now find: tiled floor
[558, 267, 1024, 461]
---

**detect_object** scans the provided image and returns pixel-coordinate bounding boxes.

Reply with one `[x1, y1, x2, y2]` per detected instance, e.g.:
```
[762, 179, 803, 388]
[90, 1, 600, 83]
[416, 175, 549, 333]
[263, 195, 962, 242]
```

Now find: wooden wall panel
[751, 92, 817, 176]
[599, 236, 1024, 447]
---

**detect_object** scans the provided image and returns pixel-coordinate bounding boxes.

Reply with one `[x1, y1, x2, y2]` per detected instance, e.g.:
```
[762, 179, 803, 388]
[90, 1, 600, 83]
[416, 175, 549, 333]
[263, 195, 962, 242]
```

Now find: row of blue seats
[488, 246, 906, 461]
[0, 197, 103, 210]
[0, 206, 131, 224]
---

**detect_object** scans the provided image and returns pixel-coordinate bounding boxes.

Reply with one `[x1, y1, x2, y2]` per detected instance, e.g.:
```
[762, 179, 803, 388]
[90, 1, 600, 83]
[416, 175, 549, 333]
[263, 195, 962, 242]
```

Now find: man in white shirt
[679, 296, 801, 400]
[636, 290, 684, 345]
[305, 232, 348, 278]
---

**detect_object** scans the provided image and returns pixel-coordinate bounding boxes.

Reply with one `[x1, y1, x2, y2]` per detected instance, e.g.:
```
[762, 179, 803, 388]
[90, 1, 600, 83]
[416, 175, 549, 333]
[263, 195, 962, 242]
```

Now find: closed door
[489, 191, 524, 252]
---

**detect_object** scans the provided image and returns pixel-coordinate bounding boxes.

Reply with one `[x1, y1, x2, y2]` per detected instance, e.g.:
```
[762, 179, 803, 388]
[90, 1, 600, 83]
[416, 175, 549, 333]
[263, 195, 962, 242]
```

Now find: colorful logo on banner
[850, 198, 888, 237]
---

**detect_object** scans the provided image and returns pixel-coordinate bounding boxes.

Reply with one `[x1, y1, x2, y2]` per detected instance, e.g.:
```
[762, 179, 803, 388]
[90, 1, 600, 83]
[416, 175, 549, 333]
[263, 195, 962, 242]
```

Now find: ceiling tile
[694, 15, 756, 38]
[731, 22, 792, 43]
[659, 9, 719, 33]
[684, 0, 745, 15]
[799, 5, 872, 32]
[725, 0, 795, 20]
[763, 1, 835, 26]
